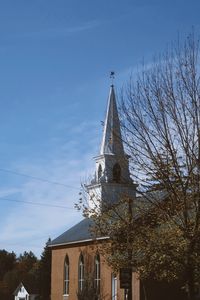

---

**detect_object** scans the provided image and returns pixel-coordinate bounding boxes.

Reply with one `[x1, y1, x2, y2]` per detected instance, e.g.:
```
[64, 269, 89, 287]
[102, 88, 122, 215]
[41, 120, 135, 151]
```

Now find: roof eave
[49, 236, 109, 248]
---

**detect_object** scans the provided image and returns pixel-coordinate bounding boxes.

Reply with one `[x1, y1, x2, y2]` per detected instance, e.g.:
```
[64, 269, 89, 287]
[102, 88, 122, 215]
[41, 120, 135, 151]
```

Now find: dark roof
[50, 218, 96, 247]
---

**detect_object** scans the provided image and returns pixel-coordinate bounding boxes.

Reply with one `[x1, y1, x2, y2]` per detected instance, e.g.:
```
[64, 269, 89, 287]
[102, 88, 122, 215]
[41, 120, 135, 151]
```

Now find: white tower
[87, 85, 137, 210]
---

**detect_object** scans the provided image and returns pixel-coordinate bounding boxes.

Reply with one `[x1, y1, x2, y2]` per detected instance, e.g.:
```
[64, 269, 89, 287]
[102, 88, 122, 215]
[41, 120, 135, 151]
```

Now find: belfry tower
[87, 85, 137, 209]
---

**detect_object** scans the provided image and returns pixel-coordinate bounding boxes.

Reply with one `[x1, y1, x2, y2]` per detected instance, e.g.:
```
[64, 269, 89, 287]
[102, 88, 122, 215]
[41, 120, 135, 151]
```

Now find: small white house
[13, 282, 39, 300]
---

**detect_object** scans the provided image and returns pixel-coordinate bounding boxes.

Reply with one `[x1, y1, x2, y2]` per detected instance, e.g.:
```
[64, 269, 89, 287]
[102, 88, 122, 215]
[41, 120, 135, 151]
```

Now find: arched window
[94, 254, 100, 292]
[78, 254, 84, 291]
[111, 273, 117, 300]
[63, 255, 69, 295]
[113, 163, 121, 183]
[98, 164, 102, 181]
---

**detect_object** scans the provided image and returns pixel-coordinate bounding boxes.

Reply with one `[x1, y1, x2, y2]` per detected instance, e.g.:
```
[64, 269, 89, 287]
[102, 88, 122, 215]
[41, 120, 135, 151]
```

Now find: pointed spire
[100, 85, 124, 156]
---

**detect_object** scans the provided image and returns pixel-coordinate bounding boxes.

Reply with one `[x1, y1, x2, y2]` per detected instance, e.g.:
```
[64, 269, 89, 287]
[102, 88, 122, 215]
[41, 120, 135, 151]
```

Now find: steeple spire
[100, 85, 124, 156]
[87, 83, 136, 210]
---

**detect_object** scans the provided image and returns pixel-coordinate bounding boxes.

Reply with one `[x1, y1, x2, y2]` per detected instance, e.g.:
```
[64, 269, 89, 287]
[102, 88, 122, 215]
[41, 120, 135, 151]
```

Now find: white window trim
[63, 257, 69, 296]
[94, 255, 101, 291]
[112, 274, 117, 300]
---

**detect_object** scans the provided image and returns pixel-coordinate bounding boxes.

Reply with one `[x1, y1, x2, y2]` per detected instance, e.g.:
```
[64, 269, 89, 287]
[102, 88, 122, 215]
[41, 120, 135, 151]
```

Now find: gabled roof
[13, 282, 26, 296]
[13, 282, 38, 296]
[50, 193, 167, 248]
[50, 218, 101, 247]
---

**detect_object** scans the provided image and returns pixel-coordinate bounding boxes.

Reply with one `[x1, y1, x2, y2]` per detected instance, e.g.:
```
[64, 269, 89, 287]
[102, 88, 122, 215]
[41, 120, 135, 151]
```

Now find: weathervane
[110, 71, 115, 86]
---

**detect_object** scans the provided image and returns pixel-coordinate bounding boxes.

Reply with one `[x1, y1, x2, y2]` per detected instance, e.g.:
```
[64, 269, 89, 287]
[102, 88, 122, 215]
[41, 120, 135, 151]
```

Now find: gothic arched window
[113, 163, 121, 183]
[63, 255, 69, 295]
[98, 164, 102, 181]
[111, 273, 117, 300]
[78, 253, 84, 291]
[94, 254, 100, 292]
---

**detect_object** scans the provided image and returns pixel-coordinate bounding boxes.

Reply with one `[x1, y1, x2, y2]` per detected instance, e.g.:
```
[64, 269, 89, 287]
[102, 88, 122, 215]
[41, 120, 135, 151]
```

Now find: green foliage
[0, 250, 16, 280]
[39, 238, 52, 300]
[0, 239, 51, 300]
[17, 251, 37, 274]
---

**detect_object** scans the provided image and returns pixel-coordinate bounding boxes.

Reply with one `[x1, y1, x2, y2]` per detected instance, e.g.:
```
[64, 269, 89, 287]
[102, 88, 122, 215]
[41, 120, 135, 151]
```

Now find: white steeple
[100, 85, 124, 156]
[87, 85, 136, 210]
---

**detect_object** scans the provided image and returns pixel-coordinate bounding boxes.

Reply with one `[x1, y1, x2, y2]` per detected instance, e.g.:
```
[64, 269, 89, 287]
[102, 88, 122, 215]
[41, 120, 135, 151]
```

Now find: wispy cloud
[115, 60, 156, 91]
[0, 120, 99, 256]
[0, 156, 92, 256]
[0, 188, 22, 198]
[12, 20, 101, 40]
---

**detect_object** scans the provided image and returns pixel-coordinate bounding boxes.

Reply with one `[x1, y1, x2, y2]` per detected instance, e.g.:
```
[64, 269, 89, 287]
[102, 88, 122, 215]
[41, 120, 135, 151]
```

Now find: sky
[0, 0, 200, 257]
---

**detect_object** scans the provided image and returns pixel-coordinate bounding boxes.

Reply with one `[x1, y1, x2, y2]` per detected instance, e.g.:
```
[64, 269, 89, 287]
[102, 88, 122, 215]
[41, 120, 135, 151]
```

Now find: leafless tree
[78, 32, 200, 300]
[119, 32, 200, 300]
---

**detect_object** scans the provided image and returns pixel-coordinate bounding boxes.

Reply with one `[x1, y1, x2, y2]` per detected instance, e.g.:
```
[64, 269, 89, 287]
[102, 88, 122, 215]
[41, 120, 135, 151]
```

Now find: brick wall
[51, 241, 140, 300]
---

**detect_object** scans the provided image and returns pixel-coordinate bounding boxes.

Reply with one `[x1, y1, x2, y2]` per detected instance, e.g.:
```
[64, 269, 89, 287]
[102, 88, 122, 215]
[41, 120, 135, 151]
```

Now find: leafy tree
[0, 250, 16, 300]
[0, 241, 52, 300]
[0, 250, 16, 280]
[0, 249, 40, 300]
[39, 238, 52, 300]
[3, 269, 20, 300]
[17, 251, 37, 274]
[120, 32, 200, 300]
[81, 32, 200, 300]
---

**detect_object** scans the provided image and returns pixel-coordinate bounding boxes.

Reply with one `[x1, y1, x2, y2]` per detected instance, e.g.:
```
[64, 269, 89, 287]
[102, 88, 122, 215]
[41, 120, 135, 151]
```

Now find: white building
[13, 282, 39, 300]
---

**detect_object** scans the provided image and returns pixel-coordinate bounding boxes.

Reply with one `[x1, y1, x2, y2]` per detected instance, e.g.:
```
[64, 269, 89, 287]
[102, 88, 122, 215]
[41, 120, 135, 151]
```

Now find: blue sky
[0, 0, 200, 257]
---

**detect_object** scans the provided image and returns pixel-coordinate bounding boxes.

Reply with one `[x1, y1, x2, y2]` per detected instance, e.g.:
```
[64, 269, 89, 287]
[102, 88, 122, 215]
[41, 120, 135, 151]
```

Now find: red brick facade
[51, 241, 140, 300]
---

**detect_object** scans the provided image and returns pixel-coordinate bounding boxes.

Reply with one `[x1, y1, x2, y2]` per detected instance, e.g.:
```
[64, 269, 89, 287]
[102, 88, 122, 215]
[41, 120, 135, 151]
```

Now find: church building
[49, 85, 140, 300]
